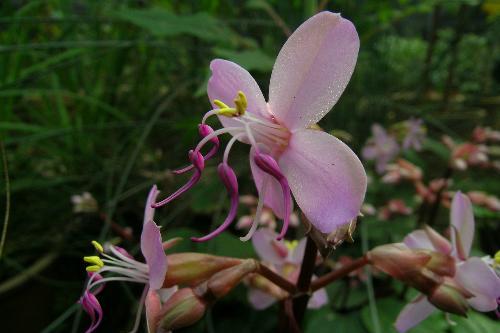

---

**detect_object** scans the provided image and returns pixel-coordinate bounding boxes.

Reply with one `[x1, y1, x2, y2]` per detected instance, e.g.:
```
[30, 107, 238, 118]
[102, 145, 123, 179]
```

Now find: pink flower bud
[158, 288, 207, 331]
[163, 253, 242, 288]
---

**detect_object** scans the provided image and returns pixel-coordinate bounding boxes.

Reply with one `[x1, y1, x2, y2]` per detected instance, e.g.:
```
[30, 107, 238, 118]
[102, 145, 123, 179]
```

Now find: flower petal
[250, 146, 290, 219]
[252, 229, 286, 265]
[394, 296, 436, 333]
[450, 192, 475, 258]
[141, 221, 168, 290]
[144, 185, 159, 225]
[268, 12, 359, 130]
[248, 288, 277, 310]
[307, 286, 328, 309]
[208, 59, 269, 130]
[278, 129, 366, 233]
[455, 257, 500, 312]
[404, 230, 434, 250]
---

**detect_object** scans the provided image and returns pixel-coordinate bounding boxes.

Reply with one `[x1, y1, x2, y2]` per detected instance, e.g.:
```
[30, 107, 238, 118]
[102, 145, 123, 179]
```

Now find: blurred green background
[0, 0, 499, 332]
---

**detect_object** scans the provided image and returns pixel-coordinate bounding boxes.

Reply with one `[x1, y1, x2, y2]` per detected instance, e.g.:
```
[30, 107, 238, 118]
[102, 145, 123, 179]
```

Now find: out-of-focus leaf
[213, 48, 274, 72]
[207, 232, 256, 259]
[361, 298, 448, 333]
[450, 311, 499, 333]
[422, 138, 451, 161]
[473, 205, 500, 219]
[162, 227, 202, 253]
[306, 308, 368, 333]
[114, 7, 234, 43]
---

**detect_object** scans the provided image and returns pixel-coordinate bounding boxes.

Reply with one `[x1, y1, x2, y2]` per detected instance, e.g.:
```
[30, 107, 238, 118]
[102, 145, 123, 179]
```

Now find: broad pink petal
[144, 185, 159, 225]
[208, 59, 269, 131]
[307, 286, 328, 309]
[250, 146, 290, 219]
[395, 296, 436, 333]
[141, 221, 168, 290]
[404, 230, 434, 250]
[288, 237, 307, 265]
[252, 229, 286, 265]
[248, 288, 277, 310]
[278, 129, 367, 233]
[450, 192, 475, 258]
[268, 12, 359, 130]
[455, 257, 500, 312]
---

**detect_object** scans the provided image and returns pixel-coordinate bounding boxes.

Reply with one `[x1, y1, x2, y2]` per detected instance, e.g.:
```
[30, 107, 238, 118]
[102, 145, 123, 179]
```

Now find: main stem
[292, 235, 318, 327]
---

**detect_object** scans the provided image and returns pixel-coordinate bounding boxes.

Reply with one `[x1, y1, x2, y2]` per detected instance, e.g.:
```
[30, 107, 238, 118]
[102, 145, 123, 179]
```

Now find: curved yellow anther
[213, 99, 229, 109]
[284, 240, 298, 251]
[84, 256, 104, 268]
[234, 91, 247, 116]
[91, 240, 104, 253]
[86, 265, 101, 272]
[494, 250, 500, 266]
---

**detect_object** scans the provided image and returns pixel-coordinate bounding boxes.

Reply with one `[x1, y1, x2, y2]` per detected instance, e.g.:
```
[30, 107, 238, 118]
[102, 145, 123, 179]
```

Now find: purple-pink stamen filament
[174, 124, 220, 175]
[254, 152, 291, 240]
[191, 162, 239, 242]
[152, 150, 204, 208]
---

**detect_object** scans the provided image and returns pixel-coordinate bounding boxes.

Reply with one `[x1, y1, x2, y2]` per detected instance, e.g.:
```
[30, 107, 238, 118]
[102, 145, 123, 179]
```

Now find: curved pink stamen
[173, 124, 220, 175]
[254, 152, 292, 240]
[191, 163, 239, 242]
[79, 291, 103, 333]
[152, 150, 204, 208]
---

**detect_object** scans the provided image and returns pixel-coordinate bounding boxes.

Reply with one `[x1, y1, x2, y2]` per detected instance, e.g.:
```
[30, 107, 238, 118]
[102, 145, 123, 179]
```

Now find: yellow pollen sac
[494, 250, 500, 266]
[213, 91, 247, 117]
[84, 255, 104, 268]
[91, 240, 104, 253]
[284, 240, 298, 251]
[86, 265, 102, 273]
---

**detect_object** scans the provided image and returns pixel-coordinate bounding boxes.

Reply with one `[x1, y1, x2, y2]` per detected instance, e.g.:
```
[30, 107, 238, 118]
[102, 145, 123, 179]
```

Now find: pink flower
[362, 124, 400, 174]
[395, 192, 500, 332]
[248, 229, 327, 309]
[153, 12, 367, 242]
[79, 185, 174, 333]
[402, 118, 426, 151]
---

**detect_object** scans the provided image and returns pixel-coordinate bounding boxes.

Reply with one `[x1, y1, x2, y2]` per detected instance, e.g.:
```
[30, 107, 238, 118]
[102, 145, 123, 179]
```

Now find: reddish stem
[310, 256, 369, 292]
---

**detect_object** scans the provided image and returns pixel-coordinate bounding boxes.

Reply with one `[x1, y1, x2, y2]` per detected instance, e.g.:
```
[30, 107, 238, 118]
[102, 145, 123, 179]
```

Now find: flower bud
[424, 250, 455, 277]
[158, 288, 207, 331]
[428, 279, 471, 316]
[205, 259, 258, 299]
[163, 253, 242, 287]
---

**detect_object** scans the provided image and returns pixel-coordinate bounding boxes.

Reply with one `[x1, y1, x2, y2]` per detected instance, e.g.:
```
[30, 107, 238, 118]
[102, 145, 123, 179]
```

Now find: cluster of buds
[377, 199, 413, 221]
[157, 260, 259, 330]
[381, 159, 422, 184]
[415, 178, 451, 205]
[442, 135, 489, 171]
[466, 191, 500, 212]
[367, 242, 471, 315]
[471, 126, 500, 143]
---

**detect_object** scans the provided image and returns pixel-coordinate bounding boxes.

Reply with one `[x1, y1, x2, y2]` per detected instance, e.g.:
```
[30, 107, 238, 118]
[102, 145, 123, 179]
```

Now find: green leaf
[306, 308, 368, 333]
[213, 48, 274, 72]
[450, 311, 500, 333]
[361, 298, 448, 333]
[114, 7, 234, 43]
[206, 232, 256, 259]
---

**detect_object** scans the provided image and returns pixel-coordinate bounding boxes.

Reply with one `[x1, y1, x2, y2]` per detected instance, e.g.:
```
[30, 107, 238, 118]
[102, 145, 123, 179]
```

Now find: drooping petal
[268, 12, 359, 130]
[250, 146, 289, 219]
[248, 288, 277, 310]
[307, 285, 328, 309]
[141, 221, 168, 290]
[394, 296, 436, 333]
[252, 229, 286, 265]
[450, 192, 475, 258]
[455, 257, 500, 312]
[144, 185, 160, 225]
[208, 59, 269, 131]
[278, 129, 367, 233]
[404, 230, 434, 250]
